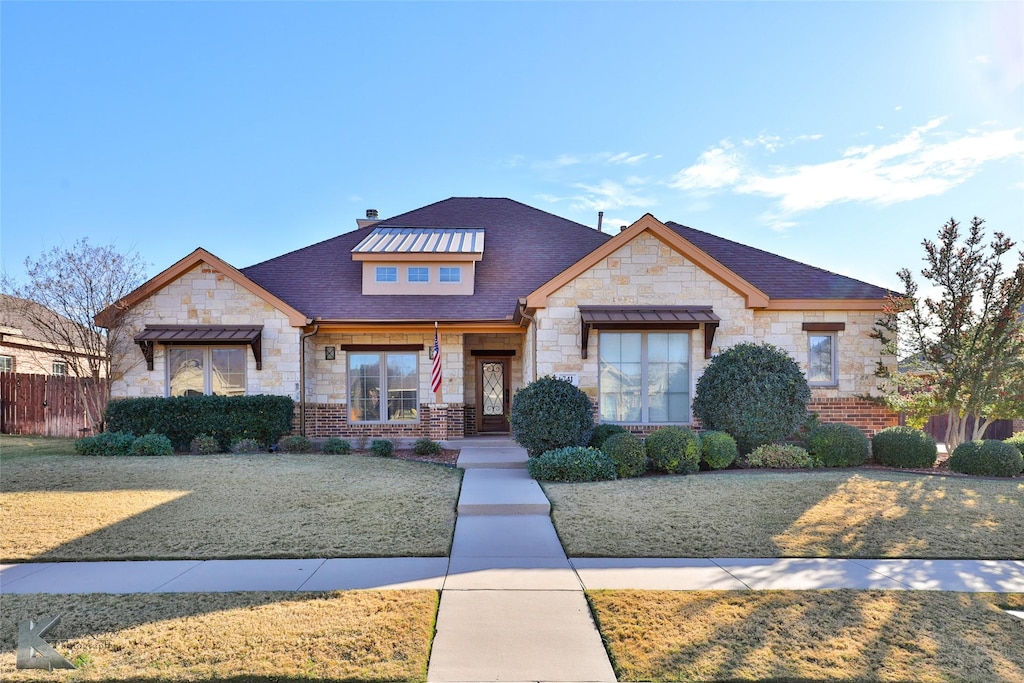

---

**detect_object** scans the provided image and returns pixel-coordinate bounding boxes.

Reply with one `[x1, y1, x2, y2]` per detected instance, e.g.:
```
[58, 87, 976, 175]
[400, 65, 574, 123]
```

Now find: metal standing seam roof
[133, 325, 263, 343]
[578, 306, 721, 325]
[351, 227, 485, 254]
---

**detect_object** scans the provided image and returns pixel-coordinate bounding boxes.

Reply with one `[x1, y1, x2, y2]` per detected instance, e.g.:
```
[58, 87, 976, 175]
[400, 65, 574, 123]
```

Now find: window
[375, 266, 398, 283]
[439, 266, 461, 283]
[0, 356, 12, 372]
[407, 267, 429, 283]
[599, 332, 690, 423]
[52, 362, 67, 376]
[168, 347, 246, 396]
[808, 333, 837, 385]
[348, 352, 418, 423]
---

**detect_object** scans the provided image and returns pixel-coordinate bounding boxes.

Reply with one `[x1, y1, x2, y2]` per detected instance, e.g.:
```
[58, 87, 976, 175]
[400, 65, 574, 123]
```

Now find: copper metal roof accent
[134, 325, 264, 370]
[351, 227, 485, 254]
[578, 306, 721, 360]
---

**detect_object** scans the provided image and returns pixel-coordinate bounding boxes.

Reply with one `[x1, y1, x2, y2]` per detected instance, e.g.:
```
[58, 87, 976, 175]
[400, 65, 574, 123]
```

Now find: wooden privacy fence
[0, 372, 107, 438]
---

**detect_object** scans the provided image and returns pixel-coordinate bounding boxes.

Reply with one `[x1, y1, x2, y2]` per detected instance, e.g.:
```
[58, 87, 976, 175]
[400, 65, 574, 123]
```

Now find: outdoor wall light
[324, 346, 336, 361]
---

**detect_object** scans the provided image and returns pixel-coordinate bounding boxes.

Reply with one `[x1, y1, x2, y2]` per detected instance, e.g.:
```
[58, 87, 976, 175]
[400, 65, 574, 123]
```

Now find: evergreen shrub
[413, 438, 442, 456]
[746, 444, 817, 469]
[526, 446, 616, 482]
[871, 427, 938, 469]
[692, 342, 811, 453]
[321, 437, 352, 455]
[646, 426, 701, 474]
[948, 440, 1023, 477]
[700, 431, 738, 470]
[74, 431, 136, 456]
[589, 423, 628, 449]
[1005, 431, 1024, 456]
[129, 433, 174, 457]
[189, 434, 221, 455]
[511, 376, 594, 457]
[230, 438, 262, 454]
[601, 431, 647, 478]
[807, 422, 869, 467]
[279, 435, 313, 453]
[371, 439, 394, 457]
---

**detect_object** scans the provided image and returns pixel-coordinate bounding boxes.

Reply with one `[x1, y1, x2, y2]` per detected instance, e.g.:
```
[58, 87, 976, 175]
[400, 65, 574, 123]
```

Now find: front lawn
[544, 470, 1024, 558]
[0, 439, 462, 561]
[589, 590, 1024, 682]
[0, 590, 437, 682]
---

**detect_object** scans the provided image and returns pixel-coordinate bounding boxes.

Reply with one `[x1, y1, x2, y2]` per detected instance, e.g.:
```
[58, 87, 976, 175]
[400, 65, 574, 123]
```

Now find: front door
[477, 357, 510, 433]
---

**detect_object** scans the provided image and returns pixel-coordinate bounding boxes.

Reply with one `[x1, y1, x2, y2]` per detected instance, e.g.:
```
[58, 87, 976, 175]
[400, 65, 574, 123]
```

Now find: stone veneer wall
[462, 333, 524, 436]
[111, 264, 302, 399]
[534, 232, 896, 429]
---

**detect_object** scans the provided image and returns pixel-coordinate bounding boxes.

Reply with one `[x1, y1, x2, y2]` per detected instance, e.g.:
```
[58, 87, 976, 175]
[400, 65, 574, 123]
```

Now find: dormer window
[353, 227, 484, 295]
[375, 266, 398, 283]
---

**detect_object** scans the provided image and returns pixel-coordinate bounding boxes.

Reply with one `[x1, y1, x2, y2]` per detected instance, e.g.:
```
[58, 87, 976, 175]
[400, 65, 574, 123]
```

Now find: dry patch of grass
[0, 590, 436, 681]
[0, 435, 78, 461]
[0, 451, 462, 561]
[544, 471, 1024, 558]
[589, 589, 1024, 682]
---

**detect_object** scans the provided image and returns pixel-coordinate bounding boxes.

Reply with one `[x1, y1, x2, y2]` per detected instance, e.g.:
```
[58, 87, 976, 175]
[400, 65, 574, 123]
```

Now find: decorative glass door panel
[482, 363, 504, 416]
[477, 357, 510, 433]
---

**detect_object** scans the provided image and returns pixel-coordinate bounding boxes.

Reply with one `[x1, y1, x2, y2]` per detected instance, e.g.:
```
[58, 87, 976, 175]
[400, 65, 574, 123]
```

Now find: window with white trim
[599, 332, 690, 423]
[807, 332, 837, 386]
[52, 362, 67, 376]
[375, 266, 398, 283]
[168, 347, 246, 396]
[348, 351, 418, 423]
[0, 356, 13, 372]
[439, 266, 461, 283]
[407, 266, 429, 283]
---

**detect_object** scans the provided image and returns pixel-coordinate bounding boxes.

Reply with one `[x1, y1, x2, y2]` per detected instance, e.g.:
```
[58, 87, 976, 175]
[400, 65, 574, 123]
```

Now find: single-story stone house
[98, 197, 899, 439]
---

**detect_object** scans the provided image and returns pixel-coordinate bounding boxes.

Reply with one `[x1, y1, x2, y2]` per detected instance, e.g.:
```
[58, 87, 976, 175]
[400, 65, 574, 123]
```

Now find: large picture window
[168, 346, 246, 397]
[599, 332, 690, 423]
[348, 351, 419, 423]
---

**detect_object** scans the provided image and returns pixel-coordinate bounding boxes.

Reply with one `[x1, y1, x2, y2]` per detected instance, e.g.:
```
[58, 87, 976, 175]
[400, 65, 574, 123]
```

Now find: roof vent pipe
[366, 209, 379, 219]
[597, 211, 604, 232]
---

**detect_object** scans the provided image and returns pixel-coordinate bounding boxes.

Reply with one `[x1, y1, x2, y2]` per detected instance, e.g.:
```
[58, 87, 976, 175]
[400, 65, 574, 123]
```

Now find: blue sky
[3, 2, 1022, 293]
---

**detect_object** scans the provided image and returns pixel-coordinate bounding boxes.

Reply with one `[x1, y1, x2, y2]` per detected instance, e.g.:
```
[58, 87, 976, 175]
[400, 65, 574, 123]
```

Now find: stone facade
[111, 264, 302, 399]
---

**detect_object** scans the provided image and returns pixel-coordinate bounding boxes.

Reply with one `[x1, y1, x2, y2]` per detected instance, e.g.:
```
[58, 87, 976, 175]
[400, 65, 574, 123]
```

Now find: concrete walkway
[2, 436, 1024, 681]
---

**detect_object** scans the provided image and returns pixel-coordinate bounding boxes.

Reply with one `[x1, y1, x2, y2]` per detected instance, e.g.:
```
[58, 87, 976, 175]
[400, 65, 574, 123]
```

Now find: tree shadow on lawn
[590, 589, 1024, 682]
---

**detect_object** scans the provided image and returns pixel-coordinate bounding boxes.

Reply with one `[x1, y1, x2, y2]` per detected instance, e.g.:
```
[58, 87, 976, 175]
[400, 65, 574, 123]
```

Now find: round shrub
[807, 422, 869, 467]
[693, 342, 811, 454]
[589, 423, 628, 449]
[746, 443, 817, 469]
[511, 376, 594, 458]
[190, 434, 221, 455]
[74, 431, 136, 456]
[948, 440, 1023, 477]
[1005, 431, 1024, 456]
[700, 431, 738, 470]
[413, 438, 442, 456]
[645, 426, 701, 474]
[370, 439, 394, 457]
[871, 426, 938, 469]
[601, 431, 647, 478]
[526, 446, 616, 482]
[130, 433, 174, 457]
[321, 437, 351, 455]
[279, 435, 314, 453]
[230, 438, 262, 454]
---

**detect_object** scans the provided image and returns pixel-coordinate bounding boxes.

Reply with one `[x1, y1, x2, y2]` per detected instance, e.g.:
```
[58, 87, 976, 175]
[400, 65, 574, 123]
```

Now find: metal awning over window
[134, 325, 263, 371]
[579, 306, 720, 360]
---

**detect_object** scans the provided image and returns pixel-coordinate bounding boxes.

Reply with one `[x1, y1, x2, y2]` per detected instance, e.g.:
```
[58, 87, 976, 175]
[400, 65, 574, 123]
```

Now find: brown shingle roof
[241, 197, 610, 321]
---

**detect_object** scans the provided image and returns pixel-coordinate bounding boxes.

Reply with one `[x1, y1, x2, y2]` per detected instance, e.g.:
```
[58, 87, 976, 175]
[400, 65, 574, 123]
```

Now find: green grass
[1, 591, 437, 682]
[543, 470, 1024, 558]
[0, 434, 78, 460]
[1, 437, 462, 561]
[588, 590, 1024, 682]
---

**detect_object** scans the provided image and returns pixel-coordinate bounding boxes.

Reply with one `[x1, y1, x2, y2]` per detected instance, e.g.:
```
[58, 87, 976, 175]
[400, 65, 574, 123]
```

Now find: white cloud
[607, 152, 648, 165]
[565, 179, 656, 212]
[671, 119, 1024, 216]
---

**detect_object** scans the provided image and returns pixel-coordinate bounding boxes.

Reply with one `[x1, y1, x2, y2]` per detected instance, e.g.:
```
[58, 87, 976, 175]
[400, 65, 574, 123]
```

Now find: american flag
[431, 326, 442, 394]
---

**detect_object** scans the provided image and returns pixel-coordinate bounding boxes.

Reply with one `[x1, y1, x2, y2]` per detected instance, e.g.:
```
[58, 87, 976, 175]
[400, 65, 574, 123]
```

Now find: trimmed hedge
[871, 427, 938, 469]
[646, 426, 701, 475]
[700, 431, 738, 470]
[74, 431, 136, 456]
[692, 342, 811, 454]
[511, 376, 594, 458]
[527, 446, 617, 482]
[746, 444, 817, 469]
[948, 440, 1023, 477]
[807, 422, 869, 467]
[1005, 431, 1024, 456]
[589, 423, 628, 449]
[105, 395, 295, 451]
[601, 431, 647, 478]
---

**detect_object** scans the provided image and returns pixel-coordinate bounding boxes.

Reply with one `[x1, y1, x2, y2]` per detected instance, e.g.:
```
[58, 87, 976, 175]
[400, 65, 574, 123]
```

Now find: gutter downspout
[299, 322, 319, 437]
[516, 298, 537, 383]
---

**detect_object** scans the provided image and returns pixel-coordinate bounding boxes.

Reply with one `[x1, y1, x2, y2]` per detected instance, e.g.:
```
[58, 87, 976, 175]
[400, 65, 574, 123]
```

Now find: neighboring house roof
[241, 197, 611, 322]
[1, 293, 103, 358]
